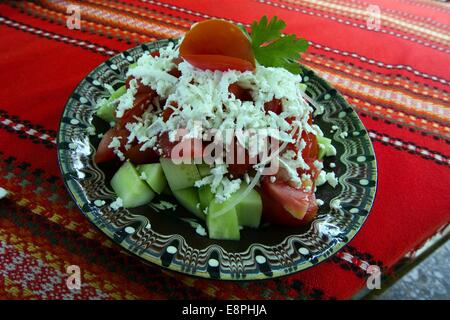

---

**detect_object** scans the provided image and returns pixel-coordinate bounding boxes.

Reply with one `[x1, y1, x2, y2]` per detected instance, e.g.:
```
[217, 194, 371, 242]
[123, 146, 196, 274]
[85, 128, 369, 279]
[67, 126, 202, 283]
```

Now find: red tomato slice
[158, 132, 204, 162]
[261, 177, 318, 226]
[181, 54, 254, 72]
[168, 57, 183, 78]
[228, 163, 252, 177]
[125, 78, 155, 96]
[301, 131, 319, 162]
[125, 144, 160, 165]
[116, 92, 154, 128]
[162, 102, 178, 122]
[261, 188, 318, 226]
[162, 108, 175, 122]
[227, 153, 252, 178]
[228, 83, 252, 101]
[264, 98, 282, 114]
[226, 138, 256, 177]
[180, 19, 255, 70]
[94, 127, 128, 164]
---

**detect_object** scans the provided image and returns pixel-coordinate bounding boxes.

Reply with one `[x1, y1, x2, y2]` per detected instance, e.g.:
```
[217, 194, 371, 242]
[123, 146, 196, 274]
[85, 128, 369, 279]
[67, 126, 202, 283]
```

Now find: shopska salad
[93, 17, 338, 241]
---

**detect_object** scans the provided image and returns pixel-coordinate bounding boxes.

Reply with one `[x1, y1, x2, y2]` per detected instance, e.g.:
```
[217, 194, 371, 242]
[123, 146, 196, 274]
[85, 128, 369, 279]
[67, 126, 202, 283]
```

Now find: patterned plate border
[57, 39, 377, 280]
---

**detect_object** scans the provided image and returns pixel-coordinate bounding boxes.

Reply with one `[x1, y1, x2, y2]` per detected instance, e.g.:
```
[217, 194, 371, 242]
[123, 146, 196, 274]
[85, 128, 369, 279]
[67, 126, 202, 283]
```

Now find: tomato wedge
[227, 143, 252, 177]
[116, 92, 154, 128]
[124, 144, 160, 164]
[180, 19, 255, 71]
[94, 127, 128, 164]
[264, 98, 282, 114]
[261, 177, 318, 226]
[228, 83, 252, 101]
[158, 132, 204, 162]
[301, 131, 319, 162]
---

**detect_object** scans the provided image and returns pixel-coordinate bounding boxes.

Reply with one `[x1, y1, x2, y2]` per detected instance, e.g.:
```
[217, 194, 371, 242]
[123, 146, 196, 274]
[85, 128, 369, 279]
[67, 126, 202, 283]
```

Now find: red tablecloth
[0, 0, 449, 300]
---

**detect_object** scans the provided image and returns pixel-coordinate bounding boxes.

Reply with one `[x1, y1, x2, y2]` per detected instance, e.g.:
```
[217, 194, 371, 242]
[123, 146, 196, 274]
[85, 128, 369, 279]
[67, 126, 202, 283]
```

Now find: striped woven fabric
[0, 0, 449, 300]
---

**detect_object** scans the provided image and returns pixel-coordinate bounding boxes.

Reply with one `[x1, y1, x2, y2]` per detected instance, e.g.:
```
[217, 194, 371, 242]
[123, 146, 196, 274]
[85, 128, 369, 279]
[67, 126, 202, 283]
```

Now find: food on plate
[93, 16, 338, 240]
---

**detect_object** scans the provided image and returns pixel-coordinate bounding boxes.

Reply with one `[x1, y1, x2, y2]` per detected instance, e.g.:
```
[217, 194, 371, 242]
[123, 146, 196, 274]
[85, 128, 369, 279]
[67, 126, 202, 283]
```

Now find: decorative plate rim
[57, 39, 378, 281]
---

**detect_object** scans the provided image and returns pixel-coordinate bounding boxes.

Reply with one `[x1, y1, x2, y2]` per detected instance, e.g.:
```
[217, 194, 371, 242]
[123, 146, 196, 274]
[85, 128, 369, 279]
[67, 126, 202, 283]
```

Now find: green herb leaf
[249, 16, 309, 74]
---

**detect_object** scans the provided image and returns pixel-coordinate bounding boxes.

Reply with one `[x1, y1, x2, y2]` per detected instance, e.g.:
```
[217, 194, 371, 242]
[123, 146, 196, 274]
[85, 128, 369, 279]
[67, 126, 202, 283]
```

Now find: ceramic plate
[57, 39, 377, 280]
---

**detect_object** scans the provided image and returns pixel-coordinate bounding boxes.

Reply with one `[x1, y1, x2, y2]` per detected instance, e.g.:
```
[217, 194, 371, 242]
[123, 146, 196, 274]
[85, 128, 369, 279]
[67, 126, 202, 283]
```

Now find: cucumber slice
[235, 186, 262, 228]
[96, 85, 126, 123]
[317, 136, 334, 160]
[110, 161, 155, 208]
[160, 158, 201, 191]
[137, 163, 167, 194]
[197, 163, 211, 178]
[318, 144, 326, 160]
[172, 187, 204, 220]
[207, 199, 240, 241]
[198, 185, 214, 210]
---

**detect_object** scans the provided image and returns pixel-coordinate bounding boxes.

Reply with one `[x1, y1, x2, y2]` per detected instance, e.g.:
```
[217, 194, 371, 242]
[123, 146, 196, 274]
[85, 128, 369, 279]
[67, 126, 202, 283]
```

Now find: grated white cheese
[195, 224, 207, 237]
[110, 197, 123, 211]
[325, 144, 337, 156]
[330, 199, 342, 210]
[326, 172, 339, 188]
[316, 170, 327, 186]
[127, 43, 179, 98]
[313, 103, 324, 116]
[107, 136, 125, 161]
[0, 187, 8, 199]
[87, 125, 96, 136]
[339, 131, 348, 139]
[316, 198, 324, 206]
[116, 78, 138, 118]
[108, 136, 121, 149]
[330, 162, 336, 168]
[313, 159, 324, 171]
[152, 200, 177, 211]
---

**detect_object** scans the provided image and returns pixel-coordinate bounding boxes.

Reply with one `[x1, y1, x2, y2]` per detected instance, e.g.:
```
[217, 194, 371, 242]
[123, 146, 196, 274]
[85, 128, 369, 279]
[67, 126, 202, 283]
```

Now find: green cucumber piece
[129, 62, 137, 69]
[317, 136, 333, 160]
[207, 199, 240, 241]
[160, 158, 201, 191]
[235, 186, 262, 228]
[96, 85, 126, 123]
[197, 163, 211, 178]
[172, 187, 204, 220]
[137, 163, 167, 194]
[318, 145, 326, 160]
[299, 83, 307, 92]
[110, 161, 155, 208]
[198, 185, 214, 210]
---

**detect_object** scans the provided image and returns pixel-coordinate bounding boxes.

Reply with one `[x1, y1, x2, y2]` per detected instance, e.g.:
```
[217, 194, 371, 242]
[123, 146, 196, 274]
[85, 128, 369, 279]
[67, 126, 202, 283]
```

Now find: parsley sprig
[242, 16, 309, 74]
